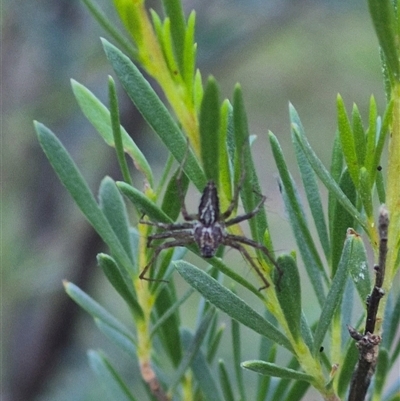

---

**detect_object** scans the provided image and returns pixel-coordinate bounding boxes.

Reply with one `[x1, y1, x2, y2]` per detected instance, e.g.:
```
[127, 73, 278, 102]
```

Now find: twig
[347, 206, 389, 401]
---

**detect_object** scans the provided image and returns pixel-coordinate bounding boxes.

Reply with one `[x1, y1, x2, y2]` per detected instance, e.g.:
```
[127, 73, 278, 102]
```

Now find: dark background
[2, 0, 389, 400]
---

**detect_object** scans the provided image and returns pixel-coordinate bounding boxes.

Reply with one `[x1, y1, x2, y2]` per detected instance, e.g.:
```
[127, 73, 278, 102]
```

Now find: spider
[139, 172, 282, 290]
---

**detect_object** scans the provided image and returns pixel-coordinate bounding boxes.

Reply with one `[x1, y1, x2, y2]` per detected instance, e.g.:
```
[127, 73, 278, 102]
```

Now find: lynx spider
[140, 150, 281, 289]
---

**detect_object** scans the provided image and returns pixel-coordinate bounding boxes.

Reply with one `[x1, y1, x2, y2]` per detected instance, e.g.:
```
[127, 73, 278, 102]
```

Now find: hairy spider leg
[224, 239, 270, 290]
[139, 237, 195, 282]
[226, 233, 283, 288]
[224, 193, 267, 227]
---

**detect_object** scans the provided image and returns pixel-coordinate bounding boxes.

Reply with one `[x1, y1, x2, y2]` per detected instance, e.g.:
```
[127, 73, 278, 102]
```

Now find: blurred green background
[3, 0, 388, 400]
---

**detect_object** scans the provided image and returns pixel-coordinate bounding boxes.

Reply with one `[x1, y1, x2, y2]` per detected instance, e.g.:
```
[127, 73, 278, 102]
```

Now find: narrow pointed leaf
[313, 231, 354, 354]
[175, 260, 294, 352]
[351, 104, 366, 165]
[118, 182, 172, 223]
[292, 126, 369, 233]
[161, 166, 189, 221]
[231, 319, 245, 400]
[365, 95, 378, 177]
[64, 281, 132, 339]
[162, 0, 186, 71]
[154, 286, 183, 368]
[270, 131, 326, 305]
[94, 319, 137, 357]
[168, 310, 214, 392]
[99, 177, 133, 262]
[218, 360, 236, 401]
[81, 0, 137, 59]
[291, 111, 330, 259]
[337, 95, 359, 187]
[242, 360, 313, 382]
[200, 76, 220, 184]
[359, 167, 373, 219]
[97, 254, 143, 320]
[233, 85, 268, 243]
[337, 339, 359, 397]
[102, 39, 206, 191]
[330, 169, 356, 276]
[367, 0, 400, 79]
[181, 329, 224, 401]
[71, 80, 153, 186]
[88, 350, 137, 401]
[183, 11, 196, 90]
[275, 254, 302, 340]
[108, 76, 133, 185]
[35, 122, 133, 273]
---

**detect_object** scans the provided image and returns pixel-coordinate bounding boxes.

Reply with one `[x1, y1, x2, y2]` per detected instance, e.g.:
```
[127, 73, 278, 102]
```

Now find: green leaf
[275, 254, 302, 340]
[200, 76, 220, 184]
[367, 0, 400, 79]
[364, 95, 378, 178]
[71, 80, 153, 186]
[161, 0, 186, 72]
[113, 0, 141, 45]
[151, 288, 194, 338]
[218, 360, 235, 401]
[169, 310, 215, 393]
[358, 167, 373, 219]
[269, 131, 326, 306]
[330, 169, 356, 276]
[291, 107, 330, 260]
[182, 11, 196, 90]
[161, 167, 189, 221]
[337, 338, 359, 398]
[94, 319, 137, 357]
[102, 39, 206, 191]
[233, 85, 269, 243]
[181, 329, 224, 401]
[313, 231, 354, 354]
[241, 360, 313, 382]
[372, 99, 393, 182]
[231, 320, 245, 400]
[97, 254, 143, 320]
[118, 181, 172, 223]
[35, 122, 134, 274]
[64, 281, 132, 339]
[108, 76, 133, 185]
[337, 94, 360, 187]
[174, 260, 294, 352]
[328, 132, 344, 228]
[154, 286, 183, 368]
[283, 381, 311, 401]
[292, 126, 369, 233]
[351, 104, 366, 165]
[81, 0, 137, 60]
[88, 350, 137, 401]
[218, 100, 233, 209]
[99, 177, 133, 263]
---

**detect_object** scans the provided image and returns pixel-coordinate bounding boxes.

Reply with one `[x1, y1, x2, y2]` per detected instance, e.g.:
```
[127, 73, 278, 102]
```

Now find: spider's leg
[224, 193, 266, 227]
[226, 234, 283, 287]
[140, 220, 193, 230]
[147, 229, 194, 247]
[140, 237, 195, 282]
[224, 239, 269, 290]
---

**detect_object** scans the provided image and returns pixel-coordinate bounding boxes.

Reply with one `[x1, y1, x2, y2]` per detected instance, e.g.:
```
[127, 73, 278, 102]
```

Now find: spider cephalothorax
[140, 176, 281, 290]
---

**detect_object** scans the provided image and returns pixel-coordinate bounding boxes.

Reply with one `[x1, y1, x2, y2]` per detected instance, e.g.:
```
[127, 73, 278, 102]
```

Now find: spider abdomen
[194, 222, 224, 258]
